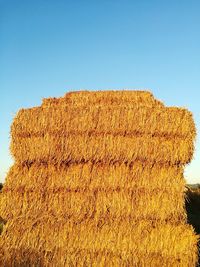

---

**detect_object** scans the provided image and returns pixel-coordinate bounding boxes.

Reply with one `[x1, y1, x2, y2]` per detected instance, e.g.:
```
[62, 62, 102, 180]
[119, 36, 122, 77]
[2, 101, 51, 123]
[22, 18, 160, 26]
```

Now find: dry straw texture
[42, 90, 164, 107]
[11, 134, 194, 165]
[12, 105, 195, 137]
[0, 90, 199, 266]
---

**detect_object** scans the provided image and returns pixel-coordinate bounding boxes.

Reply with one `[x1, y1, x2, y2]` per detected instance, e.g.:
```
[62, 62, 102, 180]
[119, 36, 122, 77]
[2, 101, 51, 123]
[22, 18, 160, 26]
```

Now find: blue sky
[0, 0, 200, 183]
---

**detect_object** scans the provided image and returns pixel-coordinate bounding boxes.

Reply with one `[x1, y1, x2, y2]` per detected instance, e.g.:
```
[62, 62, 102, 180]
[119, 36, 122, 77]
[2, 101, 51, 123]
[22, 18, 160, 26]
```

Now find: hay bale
[3, 161, 186, 192]
[0, 90, 198, 266]
[0, 217, 198, 266]
[42, 90, 164, 107]
[0, 185, 186, 223]
[11, 106, 195, 138]
[11, 134, 194, 165]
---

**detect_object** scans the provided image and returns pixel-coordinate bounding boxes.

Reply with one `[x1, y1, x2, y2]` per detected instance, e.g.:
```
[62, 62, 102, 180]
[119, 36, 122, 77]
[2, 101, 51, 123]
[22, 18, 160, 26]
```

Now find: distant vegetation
[186, 185, 200, 233]
[186, 185, 200, 266]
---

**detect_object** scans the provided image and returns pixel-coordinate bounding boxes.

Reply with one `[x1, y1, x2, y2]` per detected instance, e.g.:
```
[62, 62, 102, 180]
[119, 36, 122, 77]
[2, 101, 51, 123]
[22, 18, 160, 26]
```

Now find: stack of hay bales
[0, 90, 198, 266]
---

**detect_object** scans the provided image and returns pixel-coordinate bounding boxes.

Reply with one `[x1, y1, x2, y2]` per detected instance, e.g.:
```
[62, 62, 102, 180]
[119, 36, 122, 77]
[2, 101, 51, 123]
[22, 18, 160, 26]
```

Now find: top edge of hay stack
[0, 89, 199, 267]
[42, 90, 164, 107]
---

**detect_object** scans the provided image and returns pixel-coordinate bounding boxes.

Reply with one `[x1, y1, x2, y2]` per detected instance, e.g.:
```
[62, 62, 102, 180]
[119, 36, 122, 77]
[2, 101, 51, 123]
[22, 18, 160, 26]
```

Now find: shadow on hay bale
[0, 248, 45, 267]
[0, 183, 3, 191]
[0, 183, 6, 235]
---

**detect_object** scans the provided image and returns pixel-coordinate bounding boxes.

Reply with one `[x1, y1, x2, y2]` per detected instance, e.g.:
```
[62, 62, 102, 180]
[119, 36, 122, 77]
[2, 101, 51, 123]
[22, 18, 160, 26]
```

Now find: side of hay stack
[0, 90, 198, 267]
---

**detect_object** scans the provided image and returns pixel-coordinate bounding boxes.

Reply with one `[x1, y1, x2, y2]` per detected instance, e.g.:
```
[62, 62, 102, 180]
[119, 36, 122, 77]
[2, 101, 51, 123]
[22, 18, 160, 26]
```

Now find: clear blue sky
[1, 0, 200, 183]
